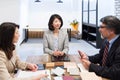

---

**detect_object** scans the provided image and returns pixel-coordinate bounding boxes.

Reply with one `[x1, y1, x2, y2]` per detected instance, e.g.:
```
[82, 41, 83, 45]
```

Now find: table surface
[26, 54, 109, 80]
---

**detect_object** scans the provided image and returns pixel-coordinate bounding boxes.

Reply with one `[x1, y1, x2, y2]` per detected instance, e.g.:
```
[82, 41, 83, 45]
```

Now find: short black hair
[100, 15, 120, 34]
[48, 14, 63, 31]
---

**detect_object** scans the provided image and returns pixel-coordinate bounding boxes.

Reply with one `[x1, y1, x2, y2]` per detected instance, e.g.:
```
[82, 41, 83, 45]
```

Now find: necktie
[102, 41, 109, 66]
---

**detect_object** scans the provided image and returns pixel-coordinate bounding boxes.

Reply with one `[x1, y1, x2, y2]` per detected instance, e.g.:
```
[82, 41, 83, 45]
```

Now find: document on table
[51, 67, 65, 76]
[77, 63, 88, 72]
[68, 67, 80, 75]
[64, 62, 77, 68]
[17, 69, 51, 80]
[54, 76, 74, 80]
[80, 72, 102, 80]
[54, 76, 63, 80]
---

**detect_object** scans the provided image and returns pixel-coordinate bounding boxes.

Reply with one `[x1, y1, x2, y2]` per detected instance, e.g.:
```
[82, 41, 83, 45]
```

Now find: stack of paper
[51, 67, 65, 76]
[17, 69, 51, 80]
[54, 76, 63, 80]
[64, 62, 80, 75]
[77, 63, 88, 72]
[80, 72, 102, 80]
[54, 76, 74, 80]
[64, 62, 77, 68]
[68, 67, 80, 75]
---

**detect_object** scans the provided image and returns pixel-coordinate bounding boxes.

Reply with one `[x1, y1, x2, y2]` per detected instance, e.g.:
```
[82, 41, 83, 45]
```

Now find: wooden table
[26, 54, 109, 80]
[26, 54, 81, 64]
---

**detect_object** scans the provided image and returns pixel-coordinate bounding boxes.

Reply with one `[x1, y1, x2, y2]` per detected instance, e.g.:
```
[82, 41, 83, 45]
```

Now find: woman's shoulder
[0, 50, 7, 61]
[0, 50, 5, 56]
[44, 30, 52, 33]
[60, 29, 68, 34]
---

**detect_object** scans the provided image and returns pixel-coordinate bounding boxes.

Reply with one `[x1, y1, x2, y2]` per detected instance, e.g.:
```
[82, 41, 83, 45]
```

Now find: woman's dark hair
[0, 22, 19, 60]
[48, 14, 63, 31]
[100, 15, 120, 34]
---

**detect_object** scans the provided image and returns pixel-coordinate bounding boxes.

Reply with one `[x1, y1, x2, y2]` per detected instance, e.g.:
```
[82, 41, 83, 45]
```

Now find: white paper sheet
[51, 67, 65, 76]
[77, 63, 88, 72]
[64, 62, 77, 68]
[68, 67, 80, 75]
[54, 76, 63, 80]
[17, 69, 51, 80]
[80, 72, 102, 80]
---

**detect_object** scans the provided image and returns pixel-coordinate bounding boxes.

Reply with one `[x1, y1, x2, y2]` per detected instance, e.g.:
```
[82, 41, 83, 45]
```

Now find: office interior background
[0, 0, 119, 47]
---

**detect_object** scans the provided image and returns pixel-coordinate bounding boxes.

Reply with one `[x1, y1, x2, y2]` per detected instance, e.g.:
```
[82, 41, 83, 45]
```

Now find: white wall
[98, 0, 115, 25]
[0, 0, 19, 24]
[0, 0, 82, 46]
[19, 0, 29, 45]
[27, 0, 82, 33]
[0, 0, 21, 45]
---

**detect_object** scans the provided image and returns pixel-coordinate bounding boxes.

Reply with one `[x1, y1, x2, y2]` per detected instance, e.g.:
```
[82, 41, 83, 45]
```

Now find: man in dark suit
[78, 15, 120, 80]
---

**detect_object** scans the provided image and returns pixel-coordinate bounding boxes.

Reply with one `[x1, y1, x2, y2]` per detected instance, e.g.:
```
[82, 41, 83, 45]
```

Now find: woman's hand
[27, 63, 48, 80]
[58, 51, 64, 56]
[53, 50, 59, 56]
[27, 63, 38, 71]
[53, 50, 64, 56]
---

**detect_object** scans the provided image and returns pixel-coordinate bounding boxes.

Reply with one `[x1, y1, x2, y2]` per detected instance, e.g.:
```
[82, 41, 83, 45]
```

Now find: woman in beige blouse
[43, 14, 69, 57]
[0, 22, 47, 80]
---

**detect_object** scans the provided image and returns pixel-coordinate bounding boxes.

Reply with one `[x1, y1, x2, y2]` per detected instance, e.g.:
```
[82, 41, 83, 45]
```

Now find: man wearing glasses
[78, 16, 120, 80]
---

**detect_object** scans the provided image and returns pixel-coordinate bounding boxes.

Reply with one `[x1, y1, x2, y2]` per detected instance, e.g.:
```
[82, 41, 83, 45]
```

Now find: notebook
[37, 64, 45, 70]
[63, 76, 74, 80]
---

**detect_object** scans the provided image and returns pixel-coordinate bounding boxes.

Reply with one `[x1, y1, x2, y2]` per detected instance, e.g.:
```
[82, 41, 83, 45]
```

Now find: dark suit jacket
[89, 36, 120, 80]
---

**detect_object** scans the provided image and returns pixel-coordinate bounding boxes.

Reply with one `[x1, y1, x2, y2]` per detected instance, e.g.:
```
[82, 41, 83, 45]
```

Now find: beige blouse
[0, 50, 32, 80]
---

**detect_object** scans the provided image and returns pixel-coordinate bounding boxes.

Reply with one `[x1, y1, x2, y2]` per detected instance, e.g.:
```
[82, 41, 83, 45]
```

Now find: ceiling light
[57, 0, 63, 3]
[35, 0, 41, 2]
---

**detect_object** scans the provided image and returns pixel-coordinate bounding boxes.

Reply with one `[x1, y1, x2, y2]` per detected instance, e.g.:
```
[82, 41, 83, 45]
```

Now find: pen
[45, 71, 47, 74]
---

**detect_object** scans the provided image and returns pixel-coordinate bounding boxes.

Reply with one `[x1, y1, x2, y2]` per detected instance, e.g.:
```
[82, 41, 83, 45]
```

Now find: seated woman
[43, 14, 69, 60]
[0, 22, 47, 80]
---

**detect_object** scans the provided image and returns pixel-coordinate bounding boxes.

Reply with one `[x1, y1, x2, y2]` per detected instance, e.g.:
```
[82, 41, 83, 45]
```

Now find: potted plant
[70, 19, 79, 31]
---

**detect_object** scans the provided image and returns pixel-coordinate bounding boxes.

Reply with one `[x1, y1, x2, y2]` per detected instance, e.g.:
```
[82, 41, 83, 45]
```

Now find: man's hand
[81, 59, 91, 70]
[78, 50, 88, 60]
